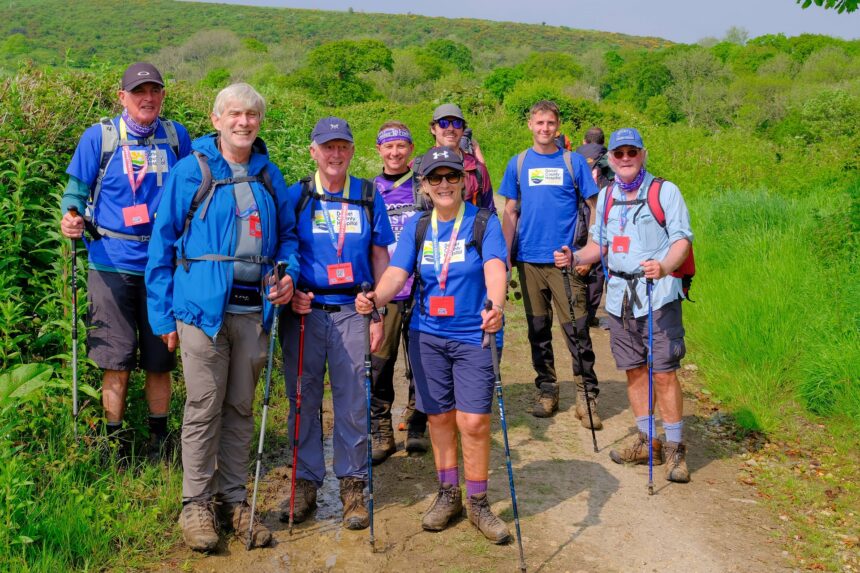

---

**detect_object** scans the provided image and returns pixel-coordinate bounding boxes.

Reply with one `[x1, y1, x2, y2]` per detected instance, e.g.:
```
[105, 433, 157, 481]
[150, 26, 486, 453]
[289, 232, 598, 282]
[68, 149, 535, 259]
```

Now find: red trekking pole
[288, 313, 306, 533]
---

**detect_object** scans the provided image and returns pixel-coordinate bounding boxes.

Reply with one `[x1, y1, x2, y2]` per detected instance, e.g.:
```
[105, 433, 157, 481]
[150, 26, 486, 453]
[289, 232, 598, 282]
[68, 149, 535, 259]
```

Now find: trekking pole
[484, 300, 527, 573]
[247, 263, 287, 550]
[67, 207, 80, 440]
[646, 278, 655, 496]
[287, 312, 306, 534]
[361, 282, 381, 550]
[561, 264, 598, 453]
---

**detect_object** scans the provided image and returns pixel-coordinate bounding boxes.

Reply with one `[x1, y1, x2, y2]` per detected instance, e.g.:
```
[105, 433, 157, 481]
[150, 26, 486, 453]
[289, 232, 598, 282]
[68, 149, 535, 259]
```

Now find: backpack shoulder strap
[408, 210, 433, 316]
[470, 208, 491, 259]
[646, 177, 667, 228]
[562, 151, 580, 200]
[514, 150, 527, 213]
[92, 117, 120, 207]
[472, 165, 483, 206]
[182, 153, 214, 235]
[294, 176, 314, 218]
[257, 164, 277, 203]
[602, 184, 615, 226]
[361, 177, 375, 226]
[161, 119, 180, 159]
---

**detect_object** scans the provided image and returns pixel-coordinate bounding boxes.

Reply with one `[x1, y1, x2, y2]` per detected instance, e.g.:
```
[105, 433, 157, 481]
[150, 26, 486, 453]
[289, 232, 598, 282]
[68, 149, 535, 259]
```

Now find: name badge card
[611, 235, 630, 254]
[122, 204, 150, 227]
[429, 296, 455, 317]
[249, 213, 262, 238]
[327, 262, 354, 285]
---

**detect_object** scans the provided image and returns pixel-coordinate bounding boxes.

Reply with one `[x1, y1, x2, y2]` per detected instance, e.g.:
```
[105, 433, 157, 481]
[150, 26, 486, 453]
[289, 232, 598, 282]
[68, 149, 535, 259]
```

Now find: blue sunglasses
[437, 117, 465, 129]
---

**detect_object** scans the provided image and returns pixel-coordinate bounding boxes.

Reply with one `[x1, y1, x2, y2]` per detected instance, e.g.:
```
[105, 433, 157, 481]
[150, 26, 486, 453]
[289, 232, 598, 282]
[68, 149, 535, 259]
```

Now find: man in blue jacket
[146, 83, 299, 552]
[61, 62, 192, 457]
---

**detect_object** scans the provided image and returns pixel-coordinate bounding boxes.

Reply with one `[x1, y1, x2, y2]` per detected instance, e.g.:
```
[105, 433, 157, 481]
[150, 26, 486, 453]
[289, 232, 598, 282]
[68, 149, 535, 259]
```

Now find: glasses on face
[612, 148, 640, 159]
[436, 118, 465, 130]
[425, 172, 463, 186]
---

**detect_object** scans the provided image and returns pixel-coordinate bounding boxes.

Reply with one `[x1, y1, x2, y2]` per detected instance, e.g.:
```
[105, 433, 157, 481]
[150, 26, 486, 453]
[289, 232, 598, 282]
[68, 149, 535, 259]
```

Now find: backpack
[554, 133, 573, 151]
[294, 175, 376, 226]
[405, 208, 492, 318]
[88, 117, 180, 241]
[177, 150, 278, 271]
[601, 178, 696, 301]
[412, 154, 483, 208]
[514, 150, 590, 254]
[589, 153, 614, 190]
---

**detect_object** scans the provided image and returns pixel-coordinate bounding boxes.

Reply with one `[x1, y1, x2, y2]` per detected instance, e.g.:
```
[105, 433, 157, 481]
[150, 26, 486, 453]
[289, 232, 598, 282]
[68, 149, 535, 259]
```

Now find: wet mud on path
[156, 305, 791, 573]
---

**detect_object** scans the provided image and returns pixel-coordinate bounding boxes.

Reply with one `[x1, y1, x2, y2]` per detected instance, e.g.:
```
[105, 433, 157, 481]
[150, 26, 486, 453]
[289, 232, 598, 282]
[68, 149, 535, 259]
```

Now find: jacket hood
[191, 133, 270, 175]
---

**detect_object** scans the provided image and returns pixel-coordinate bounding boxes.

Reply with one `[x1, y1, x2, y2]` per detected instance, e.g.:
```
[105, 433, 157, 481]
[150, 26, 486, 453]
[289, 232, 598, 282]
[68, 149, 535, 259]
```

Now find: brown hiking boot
[278, 478, 317, 523]
[422, 483, 463, 531]
[663, 441, 691, 483]
[465, 493, 511, 544]
[340, 477, 369, 530]
[574, 392, 603, 430]
[532, 382, 559, 418]
[371, 419, 397, 465]
[609, 431, 663, 465]
[179, 500, 219, 553]
[219, 500, 272, 548]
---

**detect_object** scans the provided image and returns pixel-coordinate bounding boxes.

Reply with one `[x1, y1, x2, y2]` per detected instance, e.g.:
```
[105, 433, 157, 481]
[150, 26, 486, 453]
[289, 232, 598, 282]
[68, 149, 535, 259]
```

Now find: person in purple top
[369, 121, 430, 464]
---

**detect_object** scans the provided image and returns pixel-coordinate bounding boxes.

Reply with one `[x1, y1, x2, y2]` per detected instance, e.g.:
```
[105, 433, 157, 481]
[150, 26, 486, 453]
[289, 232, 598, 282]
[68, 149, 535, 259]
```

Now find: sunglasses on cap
[425, 172, 463, 186]
[436, 118, 465, 129]
[612, 148, 641, 159]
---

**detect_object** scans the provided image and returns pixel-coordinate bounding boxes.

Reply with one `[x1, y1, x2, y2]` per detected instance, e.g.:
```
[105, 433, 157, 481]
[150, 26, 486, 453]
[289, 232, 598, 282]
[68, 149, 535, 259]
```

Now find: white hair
[212, 83, 266, 122]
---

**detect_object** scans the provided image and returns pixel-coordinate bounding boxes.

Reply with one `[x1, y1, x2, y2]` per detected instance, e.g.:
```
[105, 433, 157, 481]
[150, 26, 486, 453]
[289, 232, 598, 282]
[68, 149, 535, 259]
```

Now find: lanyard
[391, 170, 413, 189]
[316, 171, 351, 261]
[430, 202, 465, 292]
[119, 120, 149, 200]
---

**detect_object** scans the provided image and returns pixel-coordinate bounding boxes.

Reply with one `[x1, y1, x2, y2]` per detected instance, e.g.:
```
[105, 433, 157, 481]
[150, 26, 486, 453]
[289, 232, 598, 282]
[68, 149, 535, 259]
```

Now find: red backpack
[603, 177, 696, 301]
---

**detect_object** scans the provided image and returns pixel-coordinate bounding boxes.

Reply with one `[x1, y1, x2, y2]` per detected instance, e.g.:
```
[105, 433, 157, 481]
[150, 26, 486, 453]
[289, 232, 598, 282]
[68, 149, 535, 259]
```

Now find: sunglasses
[425, 172, 463, 186]
[436, 118, 465, 129]
[612, 148, 640, 159]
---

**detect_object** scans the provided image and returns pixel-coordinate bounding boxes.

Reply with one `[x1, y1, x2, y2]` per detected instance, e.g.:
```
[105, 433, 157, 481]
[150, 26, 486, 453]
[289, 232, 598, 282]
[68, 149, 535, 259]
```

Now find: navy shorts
[408, 330, 495, 415]
[87, 269, 176, 372]
[607, 299, 686, 373]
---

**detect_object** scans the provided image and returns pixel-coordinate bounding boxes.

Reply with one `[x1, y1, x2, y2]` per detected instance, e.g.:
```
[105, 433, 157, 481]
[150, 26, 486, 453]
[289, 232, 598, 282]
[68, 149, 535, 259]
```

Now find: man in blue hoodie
[146, 83, 299, 552]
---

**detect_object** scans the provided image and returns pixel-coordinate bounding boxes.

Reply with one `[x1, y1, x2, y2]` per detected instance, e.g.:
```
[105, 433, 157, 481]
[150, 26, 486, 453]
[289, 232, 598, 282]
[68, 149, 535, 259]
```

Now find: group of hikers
[60, 62, 694, 553]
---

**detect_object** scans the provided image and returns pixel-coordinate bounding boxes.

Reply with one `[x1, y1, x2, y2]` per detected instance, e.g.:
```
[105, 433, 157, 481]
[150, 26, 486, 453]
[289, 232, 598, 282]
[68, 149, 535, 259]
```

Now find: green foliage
[242, 37, 268, 53]
[296, 39, 393, 106]
[423, 39, 474, 72]
[483, 67, 524, 101]
[518, 51, 583, 80]
[199, 67, 230, 89]
[798, 0, 859, 13]
[799, 90, 860, 142]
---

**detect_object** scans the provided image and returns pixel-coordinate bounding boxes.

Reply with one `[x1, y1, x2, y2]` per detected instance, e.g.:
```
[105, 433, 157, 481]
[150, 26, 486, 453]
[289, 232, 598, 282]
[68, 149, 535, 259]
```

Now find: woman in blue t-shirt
[356, 146, 511, 545]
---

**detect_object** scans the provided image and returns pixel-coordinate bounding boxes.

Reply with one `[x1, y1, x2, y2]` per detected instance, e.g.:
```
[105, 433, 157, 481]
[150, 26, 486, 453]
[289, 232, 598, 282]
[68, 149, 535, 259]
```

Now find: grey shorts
[86, 269, 176, 372]
[607, 299, 686, 373]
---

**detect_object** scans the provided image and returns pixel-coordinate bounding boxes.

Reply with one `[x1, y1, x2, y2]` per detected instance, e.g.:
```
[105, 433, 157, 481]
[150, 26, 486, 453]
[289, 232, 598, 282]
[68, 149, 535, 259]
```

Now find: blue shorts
[408, 330, 496, 415]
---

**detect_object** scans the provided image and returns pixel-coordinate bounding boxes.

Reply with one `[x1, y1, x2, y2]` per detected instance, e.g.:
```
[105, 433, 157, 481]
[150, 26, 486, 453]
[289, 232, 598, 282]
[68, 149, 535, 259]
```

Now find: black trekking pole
[484, 300, 527, 573]
[247, 262, 287, 550]
[361, 282, 381, 551]
[287, 312, 306, 533]
[646, 278, 655, 496]
[67, 207, 80, 439]
[561, 264, 598, 453]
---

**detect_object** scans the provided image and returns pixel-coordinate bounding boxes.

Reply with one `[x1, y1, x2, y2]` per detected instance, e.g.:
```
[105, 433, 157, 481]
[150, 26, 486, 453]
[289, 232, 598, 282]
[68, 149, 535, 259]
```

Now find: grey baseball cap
[432, 103, 465, 122]
[122, 62, 164, 91]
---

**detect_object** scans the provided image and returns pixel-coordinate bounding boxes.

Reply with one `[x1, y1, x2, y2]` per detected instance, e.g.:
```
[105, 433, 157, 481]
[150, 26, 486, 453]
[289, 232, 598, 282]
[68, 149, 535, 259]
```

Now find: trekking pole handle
[270, 262, 288, 306]
[360, 282, 381, 323]
[482, 299, 494, 348]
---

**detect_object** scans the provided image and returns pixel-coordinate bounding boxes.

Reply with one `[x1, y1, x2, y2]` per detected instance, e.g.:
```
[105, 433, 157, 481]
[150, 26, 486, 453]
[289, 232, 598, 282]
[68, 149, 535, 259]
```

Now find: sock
[465, 479, 488, 498]
[663, 420, 684, 444]
[437, 466, 459, 486]
[149, 414, 168, 439]
[635, 415, 651, 436]
[106, 421, 122, 437]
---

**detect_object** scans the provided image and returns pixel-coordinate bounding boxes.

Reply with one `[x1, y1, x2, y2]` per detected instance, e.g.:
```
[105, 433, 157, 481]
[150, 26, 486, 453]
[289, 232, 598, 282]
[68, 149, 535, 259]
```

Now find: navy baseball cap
[608, 128, 644, 150]
[311, 116, 354, 145]
[417, 146, 463, 176]
[122, 62, 164, 91]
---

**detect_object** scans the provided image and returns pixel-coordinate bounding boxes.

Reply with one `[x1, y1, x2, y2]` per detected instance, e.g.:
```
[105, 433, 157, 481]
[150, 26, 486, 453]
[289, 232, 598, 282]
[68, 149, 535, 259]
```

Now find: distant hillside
[0, 0, 670, 69]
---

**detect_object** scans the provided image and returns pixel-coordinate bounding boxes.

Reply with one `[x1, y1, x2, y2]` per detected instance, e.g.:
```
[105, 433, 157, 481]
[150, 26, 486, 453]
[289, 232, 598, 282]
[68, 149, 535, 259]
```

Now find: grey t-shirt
[226, 161, 263, 315]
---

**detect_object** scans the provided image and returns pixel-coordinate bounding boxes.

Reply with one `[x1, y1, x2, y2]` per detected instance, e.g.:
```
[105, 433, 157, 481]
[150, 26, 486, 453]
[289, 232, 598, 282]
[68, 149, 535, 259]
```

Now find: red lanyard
[119, 120, 148, 200]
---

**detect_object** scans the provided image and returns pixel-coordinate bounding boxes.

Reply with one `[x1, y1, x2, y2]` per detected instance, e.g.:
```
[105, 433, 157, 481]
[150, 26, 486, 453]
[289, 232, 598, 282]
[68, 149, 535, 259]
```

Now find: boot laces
[191, 500, 219, 533]
[472, 496, 499, 524]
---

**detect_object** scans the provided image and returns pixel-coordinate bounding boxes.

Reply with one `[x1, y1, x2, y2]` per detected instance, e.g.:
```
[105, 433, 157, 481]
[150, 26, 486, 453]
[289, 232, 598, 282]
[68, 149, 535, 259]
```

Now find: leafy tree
[423, 39, 473, 72]
[242, 37, 268, 53]
[797, 0, 858, 13]
[723, 26, 750, 46]
[483, 67, 523, 101]
[518, 51, 582, 80]
[664, 48, 735, 127]
[295, 39, 393, 105]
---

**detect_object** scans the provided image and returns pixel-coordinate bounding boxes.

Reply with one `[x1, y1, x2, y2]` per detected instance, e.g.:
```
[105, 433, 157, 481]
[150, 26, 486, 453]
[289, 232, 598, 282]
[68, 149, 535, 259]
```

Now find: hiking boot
[219, 500, 272, 548]
[371, 419, 397, 465]
[421, 483, 463, 531]
[340, 477, 369, 530]
[279, 478, 317, 523]
[574, 392, 603, 430]
[609, 431, 663, 465]
[532, 382, 559, 418]
[179, 500, 219, 553]
[663, 441, 691, 483]
[465, 493, 511, 545]
[406, 430, 430, 454]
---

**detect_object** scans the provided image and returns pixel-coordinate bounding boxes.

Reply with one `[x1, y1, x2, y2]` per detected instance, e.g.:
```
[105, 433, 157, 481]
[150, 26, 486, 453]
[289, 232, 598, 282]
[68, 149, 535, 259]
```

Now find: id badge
[122, 204, 150, 227]
[249, 213, 262, 238]
[611, 235, 630, 254]
[429, 296, 455, 317]
[327, 262, 354, 285]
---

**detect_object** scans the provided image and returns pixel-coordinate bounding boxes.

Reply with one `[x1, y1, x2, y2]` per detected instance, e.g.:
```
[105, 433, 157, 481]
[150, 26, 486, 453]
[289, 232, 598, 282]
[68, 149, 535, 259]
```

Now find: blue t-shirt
[498, 148, 599, 263]
[390, 202, 507, 347]
[66, 117, 192, 273]
[289, 175, 395, 305]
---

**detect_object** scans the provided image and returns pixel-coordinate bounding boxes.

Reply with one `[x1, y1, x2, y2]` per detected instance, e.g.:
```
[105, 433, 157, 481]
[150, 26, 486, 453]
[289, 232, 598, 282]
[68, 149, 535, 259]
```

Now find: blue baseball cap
[608, 128, 644, 150]
[311, 116, 354, 145]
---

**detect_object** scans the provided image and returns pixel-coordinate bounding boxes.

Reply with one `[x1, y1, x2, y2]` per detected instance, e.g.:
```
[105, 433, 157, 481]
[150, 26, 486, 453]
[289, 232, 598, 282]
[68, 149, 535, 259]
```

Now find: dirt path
[157, 305, 792, 573]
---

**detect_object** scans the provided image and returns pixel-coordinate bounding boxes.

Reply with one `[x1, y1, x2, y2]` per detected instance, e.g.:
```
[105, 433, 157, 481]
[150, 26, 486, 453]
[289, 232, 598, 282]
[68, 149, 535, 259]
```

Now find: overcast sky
[190, 0, 859, 43]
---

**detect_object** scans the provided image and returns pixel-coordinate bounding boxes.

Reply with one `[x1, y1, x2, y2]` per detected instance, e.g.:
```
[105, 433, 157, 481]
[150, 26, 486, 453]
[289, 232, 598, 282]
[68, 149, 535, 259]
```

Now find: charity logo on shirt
[312, 208, 363, 234]
[122, 149, 168, 174]
[420, 239, 466, 265]
[528, 168, 563, 186]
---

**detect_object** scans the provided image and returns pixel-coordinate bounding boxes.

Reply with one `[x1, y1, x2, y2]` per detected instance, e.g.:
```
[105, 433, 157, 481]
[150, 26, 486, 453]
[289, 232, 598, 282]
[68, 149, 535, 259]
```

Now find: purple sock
[465, 479, 488, 498]
[437, 466, 459, 486]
